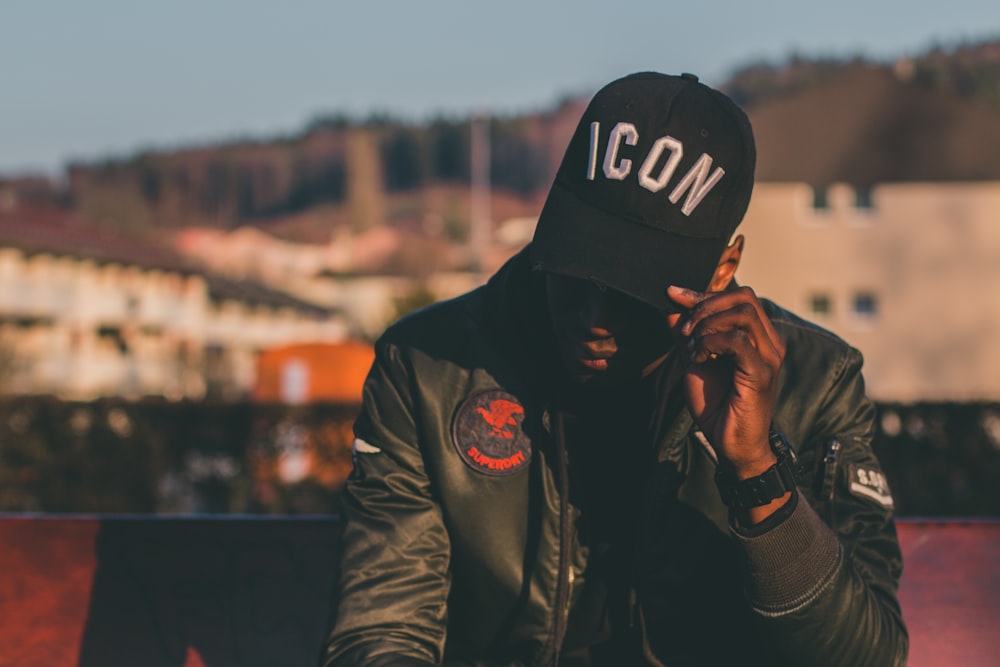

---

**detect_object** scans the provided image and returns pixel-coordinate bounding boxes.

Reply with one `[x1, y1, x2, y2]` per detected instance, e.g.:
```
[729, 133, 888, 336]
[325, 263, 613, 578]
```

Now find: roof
[0, 202, 335, 318]
[205, 274, 332, 317]
[0, 201, 196, 274]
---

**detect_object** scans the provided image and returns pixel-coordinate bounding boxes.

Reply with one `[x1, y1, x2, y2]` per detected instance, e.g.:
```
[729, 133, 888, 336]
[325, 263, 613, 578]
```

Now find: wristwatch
[715, 430, 799, 510]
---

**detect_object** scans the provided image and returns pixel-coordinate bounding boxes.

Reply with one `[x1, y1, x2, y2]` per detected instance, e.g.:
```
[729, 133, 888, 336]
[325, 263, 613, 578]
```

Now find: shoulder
[377, 286, 488, 359]
[762, 298, 872, 446]
[764, 299, 852, 349]
[354, 287, 494, 443]
[763, 297, 863, 375]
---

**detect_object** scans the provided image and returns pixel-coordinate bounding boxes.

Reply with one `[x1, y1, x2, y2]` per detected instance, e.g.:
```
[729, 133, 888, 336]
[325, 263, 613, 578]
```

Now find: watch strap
[716, 430, 799, 510]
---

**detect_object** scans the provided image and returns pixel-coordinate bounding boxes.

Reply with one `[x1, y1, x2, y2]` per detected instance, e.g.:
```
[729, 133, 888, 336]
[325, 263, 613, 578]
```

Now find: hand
[666, 285, 786, 480]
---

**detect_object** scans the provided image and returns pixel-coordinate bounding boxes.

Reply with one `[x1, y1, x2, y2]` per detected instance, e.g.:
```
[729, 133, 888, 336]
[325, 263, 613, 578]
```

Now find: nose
[546, 274, 626, 336]
[572, 281, 614, 332]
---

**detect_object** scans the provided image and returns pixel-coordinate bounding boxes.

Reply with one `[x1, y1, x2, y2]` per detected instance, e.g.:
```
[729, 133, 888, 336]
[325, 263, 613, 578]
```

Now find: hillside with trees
[6, 38, 999, 240]
[62, 101, 584, 239]
[726, 38, 1000, 110]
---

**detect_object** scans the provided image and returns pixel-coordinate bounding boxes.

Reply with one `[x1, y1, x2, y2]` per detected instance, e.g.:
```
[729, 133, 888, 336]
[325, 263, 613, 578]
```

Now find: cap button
[680, 72, 699, 82]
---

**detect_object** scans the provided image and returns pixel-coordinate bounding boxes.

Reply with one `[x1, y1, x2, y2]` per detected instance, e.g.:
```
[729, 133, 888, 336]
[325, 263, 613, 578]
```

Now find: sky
[2, 0, 997, 175]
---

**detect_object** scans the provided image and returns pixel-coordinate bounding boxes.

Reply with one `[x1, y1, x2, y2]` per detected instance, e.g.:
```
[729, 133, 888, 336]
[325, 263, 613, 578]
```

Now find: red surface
[0, 518, 99, 667]
[0, 516, 339, 667]
[897, 521, 1000, 667]
[0, 517, 996, 666]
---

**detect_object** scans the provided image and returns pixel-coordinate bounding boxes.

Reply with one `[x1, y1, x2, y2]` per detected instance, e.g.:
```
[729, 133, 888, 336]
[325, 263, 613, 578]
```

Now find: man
[324, 72, 907, 666]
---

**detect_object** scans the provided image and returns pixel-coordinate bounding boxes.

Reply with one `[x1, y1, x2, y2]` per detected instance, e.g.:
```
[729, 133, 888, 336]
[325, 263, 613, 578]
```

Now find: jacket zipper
[552, 412, 572, 666]
[633, 445, 666, 667]
[821, 438, 841, 523]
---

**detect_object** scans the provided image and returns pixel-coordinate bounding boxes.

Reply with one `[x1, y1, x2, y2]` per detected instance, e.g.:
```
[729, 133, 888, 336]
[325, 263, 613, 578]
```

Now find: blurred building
[166, 177, 1000, 404]
[248, 342, 376, 507]
[739, 181, 1000, 402]
[173, 218, 533, 340]
[0, 201, 348, 400]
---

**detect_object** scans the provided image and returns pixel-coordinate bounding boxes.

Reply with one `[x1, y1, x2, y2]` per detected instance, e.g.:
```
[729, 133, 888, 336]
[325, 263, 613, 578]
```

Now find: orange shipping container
[254, 341, 375, 404]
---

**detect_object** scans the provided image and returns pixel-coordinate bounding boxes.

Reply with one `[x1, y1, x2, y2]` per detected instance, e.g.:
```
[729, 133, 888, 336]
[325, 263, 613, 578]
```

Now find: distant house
[173, 220, 491, 340]
[739, 181, 1000, 402]
[0, 200, 348, 400]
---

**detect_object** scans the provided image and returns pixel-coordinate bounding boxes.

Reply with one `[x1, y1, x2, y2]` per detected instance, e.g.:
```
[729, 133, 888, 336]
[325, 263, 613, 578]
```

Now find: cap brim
[530, 181, 727, 313]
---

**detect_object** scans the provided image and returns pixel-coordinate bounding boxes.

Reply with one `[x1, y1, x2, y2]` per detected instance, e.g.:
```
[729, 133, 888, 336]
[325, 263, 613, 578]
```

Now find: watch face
[716, 433, 798, 510]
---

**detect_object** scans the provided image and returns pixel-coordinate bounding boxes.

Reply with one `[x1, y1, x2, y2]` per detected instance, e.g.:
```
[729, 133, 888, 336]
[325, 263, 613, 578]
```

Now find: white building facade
[0, 205, 347, 401]
[738, 181, 1000, 402]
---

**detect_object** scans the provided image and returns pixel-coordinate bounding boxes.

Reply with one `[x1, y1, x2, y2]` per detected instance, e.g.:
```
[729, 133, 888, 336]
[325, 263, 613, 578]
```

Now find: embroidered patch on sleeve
[847, 463, 894, 509]
[452, 389, 532, 476]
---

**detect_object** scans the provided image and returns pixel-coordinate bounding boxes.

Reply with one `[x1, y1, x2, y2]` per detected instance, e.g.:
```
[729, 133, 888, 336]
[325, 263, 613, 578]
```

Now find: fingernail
[681, 320, 693, 336]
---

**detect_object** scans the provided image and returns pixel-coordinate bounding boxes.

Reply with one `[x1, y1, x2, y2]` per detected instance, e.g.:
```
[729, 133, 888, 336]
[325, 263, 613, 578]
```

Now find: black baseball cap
[530, 71, 756, 312]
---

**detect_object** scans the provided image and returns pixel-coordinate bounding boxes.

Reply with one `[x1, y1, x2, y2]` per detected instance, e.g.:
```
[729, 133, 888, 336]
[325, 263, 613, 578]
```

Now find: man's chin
[561, 360, 628, 389]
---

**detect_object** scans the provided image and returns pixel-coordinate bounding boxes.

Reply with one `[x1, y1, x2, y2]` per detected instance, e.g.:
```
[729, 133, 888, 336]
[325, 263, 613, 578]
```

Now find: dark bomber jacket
[324, 248, 908, 666]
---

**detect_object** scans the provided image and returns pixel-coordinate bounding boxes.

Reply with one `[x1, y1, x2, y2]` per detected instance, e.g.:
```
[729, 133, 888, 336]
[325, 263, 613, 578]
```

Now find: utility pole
[346, 126, 385, 232]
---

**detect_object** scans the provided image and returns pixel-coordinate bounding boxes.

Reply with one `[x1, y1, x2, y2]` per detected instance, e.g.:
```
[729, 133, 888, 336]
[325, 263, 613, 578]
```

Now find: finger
[687, 305, 783, 367]
[688, 328, 748, 364]
[678, 286, 785, 359]
[735, 288, 786, 358]
[689, 329, 777, 387]
[680, 286, 759, 332]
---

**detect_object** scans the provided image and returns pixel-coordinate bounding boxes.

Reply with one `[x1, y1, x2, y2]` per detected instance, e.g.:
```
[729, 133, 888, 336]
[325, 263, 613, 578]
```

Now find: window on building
[808, 293, 832, 317]
[280, 358, 309, 405]
[812, 185, 829, 211]
[97, 325, 129, 354]
[125, 295, 140, 316]
[852, 292, 878, 319]
[854, 185, 874, 210]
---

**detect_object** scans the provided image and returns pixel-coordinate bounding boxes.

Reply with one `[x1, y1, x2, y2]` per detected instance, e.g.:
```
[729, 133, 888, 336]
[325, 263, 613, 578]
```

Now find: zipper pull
[821, 438, 841, 502]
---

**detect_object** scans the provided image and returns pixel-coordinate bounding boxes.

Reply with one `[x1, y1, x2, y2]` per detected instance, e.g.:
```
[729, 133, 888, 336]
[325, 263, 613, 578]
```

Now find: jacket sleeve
[733, 345, 908, 667]
[322, 339, 450, 667]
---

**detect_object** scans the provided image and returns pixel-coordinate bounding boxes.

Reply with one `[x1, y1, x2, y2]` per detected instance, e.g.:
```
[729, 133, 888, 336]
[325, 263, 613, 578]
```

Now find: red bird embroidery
[476, 399, 524, 439]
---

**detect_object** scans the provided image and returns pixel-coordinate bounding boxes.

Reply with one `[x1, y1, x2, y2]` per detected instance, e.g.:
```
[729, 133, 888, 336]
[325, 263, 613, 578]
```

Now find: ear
[707, 234, 744, 292]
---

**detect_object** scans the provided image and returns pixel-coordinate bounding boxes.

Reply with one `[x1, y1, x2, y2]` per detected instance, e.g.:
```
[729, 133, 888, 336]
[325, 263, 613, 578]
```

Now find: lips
[570, 339, 616, 372]
[578, 357, 610, 371]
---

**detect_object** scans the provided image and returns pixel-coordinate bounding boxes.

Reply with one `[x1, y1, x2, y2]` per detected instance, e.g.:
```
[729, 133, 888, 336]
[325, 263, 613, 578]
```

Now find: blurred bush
[0, 398, 356, 515]
[0, 398, 997, 516]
